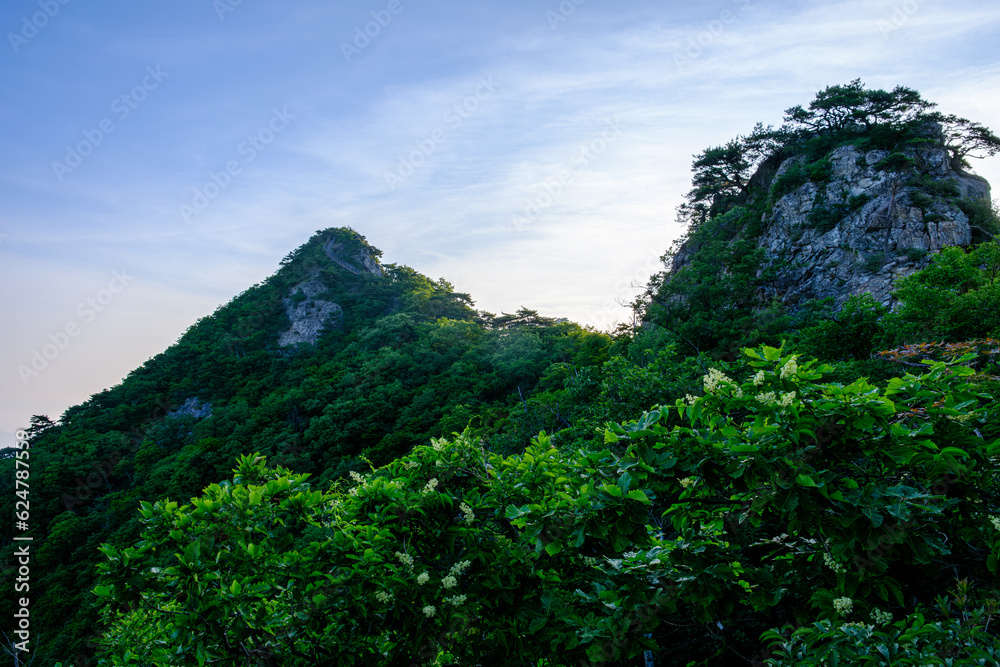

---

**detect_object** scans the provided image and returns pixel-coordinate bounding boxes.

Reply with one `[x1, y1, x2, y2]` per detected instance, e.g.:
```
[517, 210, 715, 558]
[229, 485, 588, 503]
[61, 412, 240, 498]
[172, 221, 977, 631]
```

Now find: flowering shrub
[93, 346, 1000, 665]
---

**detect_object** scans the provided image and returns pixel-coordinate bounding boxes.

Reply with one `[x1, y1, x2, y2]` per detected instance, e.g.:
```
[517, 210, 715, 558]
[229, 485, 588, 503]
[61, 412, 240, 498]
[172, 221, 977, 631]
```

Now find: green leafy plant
[93, 346, 1000, 665]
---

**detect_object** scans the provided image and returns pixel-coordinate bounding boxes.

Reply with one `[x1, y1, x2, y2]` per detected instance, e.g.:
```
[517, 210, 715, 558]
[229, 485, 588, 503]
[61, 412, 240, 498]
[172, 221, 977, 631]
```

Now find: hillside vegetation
[3, 81, 1000, 666]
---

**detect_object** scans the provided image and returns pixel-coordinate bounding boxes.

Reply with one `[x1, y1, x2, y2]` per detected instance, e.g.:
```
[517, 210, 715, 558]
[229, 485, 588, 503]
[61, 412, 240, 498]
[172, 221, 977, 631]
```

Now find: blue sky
[2, 0, 1000, 442]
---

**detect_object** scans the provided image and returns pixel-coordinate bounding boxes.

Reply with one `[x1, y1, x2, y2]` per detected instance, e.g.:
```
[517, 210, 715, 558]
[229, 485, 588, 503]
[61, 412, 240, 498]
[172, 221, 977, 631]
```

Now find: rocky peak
[667, 139, 993, 311]
[276, 229, 384, 347]
[756, 142, 990, 307]
[322, 236, 384, 276]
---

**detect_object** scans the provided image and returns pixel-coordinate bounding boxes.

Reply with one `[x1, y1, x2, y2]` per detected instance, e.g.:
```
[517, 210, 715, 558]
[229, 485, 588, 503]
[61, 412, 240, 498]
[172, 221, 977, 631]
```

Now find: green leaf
[627, 489, 650, 504]
[617, 472, 632, 494]
[940, 447, 970, 460]
[795, 474, 819, 488]
[863, 506, 885, 528]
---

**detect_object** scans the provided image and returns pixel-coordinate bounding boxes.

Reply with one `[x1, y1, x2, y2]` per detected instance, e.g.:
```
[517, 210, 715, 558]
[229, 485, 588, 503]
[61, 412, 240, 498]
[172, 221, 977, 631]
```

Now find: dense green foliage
[93, 346, 1000, 666]
[888, 242, 1000, 343]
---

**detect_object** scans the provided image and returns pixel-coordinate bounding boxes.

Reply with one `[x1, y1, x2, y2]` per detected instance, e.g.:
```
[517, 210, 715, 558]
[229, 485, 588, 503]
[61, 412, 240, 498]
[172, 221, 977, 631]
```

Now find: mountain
[2, 228, 613, 662]
[643, 80, 999, 358]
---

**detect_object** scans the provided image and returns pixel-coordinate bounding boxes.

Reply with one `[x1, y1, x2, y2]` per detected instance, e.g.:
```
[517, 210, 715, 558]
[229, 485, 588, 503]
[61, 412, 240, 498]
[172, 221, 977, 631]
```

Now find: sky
[2, 0, 1000, 443]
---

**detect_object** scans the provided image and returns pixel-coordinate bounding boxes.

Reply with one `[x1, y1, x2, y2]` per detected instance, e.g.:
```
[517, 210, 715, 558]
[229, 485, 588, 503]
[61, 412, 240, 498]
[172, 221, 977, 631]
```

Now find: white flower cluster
[348, 487, 360, 496]
[756, 391, 797, 407]
[375, 590, 393, 604]
[395, 551, 414, 569]
[990, 516, 1000, 531]
[780, 356, 799, 379]
[703, 368, 734, 394]
[441, 575, 458, 589]
[757, 392, 777, 406]
[432, 439, 445, 452]
[422, 604, 436, 617]
[685, 394, 698, 406]
[417, 572, 430, 585]
[422, 478, 439, 495]
[679, 477, 696, 489]
[833, 597, 853, 615]
[582, 556, 598, 567]
[349, 471, 365, 484]
[841, 621, 873, 631]
[459, 502, 475, 523]
[753, 371, 766, 387]
[444, 594, 467, 606]
[871, 608, 893, 625]
[405, 460, 420, 469]
[449, 560, 472, 577]
[822, 552, 846, 574]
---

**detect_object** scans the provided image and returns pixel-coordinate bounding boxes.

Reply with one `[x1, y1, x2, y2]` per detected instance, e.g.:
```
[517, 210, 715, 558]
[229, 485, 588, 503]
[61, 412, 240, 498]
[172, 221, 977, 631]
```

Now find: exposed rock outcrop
[672, 142, 991, 309]
[758, 144, 989, 307]
[277, 232, 385, 347]
[323, 237, 384, 276]
[168, 397, 212, 420]
[277, 275, 343, 347]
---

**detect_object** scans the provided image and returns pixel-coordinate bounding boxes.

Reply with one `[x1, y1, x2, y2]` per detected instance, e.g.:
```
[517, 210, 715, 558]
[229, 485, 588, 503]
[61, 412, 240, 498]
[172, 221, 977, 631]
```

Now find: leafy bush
[873, 152, 917, 174]
[804, 158, 833, 182]
[916, 176, 961, 199]
[772, 161, 809, 200]
[863, 251, 887, 273]
[888, 241, 1000, 342]
[848, 192, 871, 210]
[94, 346, 1000, 665]
[808, 198, 851, 233]
[789, 294, 888, 361]
[763, 610, 999, 666]
[957, 197, 1000, 244]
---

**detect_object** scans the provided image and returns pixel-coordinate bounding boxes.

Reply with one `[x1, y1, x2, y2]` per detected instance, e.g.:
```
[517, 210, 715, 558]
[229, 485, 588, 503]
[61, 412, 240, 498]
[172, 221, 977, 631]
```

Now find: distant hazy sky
[2, 0, 1000, 442]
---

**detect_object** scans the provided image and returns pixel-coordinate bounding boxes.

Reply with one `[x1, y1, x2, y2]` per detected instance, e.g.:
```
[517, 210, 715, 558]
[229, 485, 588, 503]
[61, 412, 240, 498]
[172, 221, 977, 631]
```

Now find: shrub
[94, 347, 1000, 666]
[804, 158, 834, 182]
[957, 197, 1000, 244]
[772, 162, 809, 200]
[863, 251, 886, 273]
[808, 201, 851, 233]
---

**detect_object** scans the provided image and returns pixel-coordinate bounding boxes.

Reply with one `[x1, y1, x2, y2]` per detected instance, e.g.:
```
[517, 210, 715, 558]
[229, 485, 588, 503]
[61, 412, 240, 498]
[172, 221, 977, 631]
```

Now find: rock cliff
[277, 231, 383, 346]
[757, 143, 990, 307]
[669, 137, 992, 310]
[277, 275, 344, 346]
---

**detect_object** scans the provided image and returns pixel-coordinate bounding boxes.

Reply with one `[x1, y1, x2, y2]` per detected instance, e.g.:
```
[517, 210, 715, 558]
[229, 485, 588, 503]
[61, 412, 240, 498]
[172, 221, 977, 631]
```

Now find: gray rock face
[323, 237, 384, 276]
[277, 276, 343, 347]
[756, 144, 990, 308]
[276, 233, 384, 347]
[168, 397, 212, 420]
